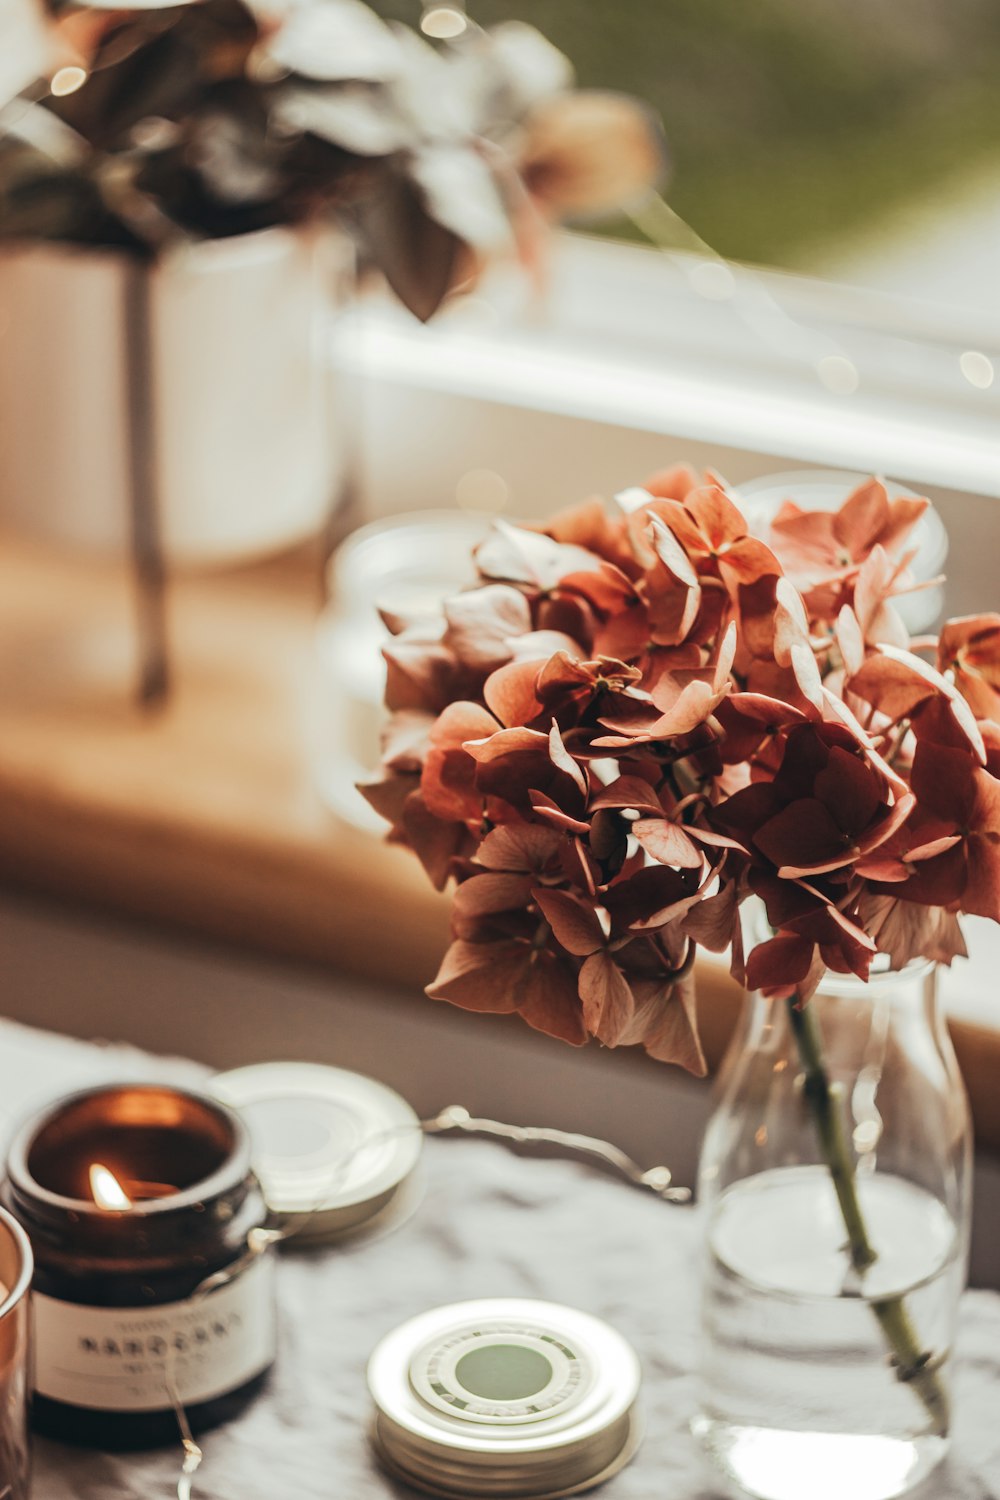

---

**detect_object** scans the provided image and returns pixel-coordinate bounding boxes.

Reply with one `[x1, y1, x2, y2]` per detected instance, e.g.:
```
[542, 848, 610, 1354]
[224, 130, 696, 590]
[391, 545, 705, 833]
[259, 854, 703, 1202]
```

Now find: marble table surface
[1, 1018, 998, 1500]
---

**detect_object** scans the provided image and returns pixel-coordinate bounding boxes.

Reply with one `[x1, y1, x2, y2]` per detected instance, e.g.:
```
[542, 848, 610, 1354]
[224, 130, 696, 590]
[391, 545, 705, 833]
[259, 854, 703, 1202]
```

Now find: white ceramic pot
[0, 225, 349, 566]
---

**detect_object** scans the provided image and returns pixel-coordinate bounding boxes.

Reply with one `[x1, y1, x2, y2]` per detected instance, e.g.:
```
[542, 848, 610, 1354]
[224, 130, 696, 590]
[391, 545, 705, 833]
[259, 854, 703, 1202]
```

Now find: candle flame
[89, 1163, 132, 1210]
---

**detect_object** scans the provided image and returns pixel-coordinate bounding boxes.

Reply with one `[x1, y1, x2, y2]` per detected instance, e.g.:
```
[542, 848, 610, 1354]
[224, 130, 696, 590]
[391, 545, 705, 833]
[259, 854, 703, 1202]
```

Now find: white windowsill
[335, 234, 1000, 507]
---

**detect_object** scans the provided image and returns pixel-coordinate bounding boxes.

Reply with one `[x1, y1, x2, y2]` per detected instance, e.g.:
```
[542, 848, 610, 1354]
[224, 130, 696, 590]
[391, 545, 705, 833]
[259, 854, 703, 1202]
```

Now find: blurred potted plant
[0, 0, 665, 567]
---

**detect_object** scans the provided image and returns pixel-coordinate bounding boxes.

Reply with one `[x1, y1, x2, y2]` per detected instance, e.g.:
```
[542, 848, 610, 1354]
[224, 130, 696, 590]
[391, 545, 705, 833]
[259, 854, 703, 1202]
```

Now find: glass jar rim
[326, 509, 490, 608]
[810, 954, 936, 997]
[5, 1082, 252, 1223]
[741, 895, 938, 995]
[0, 1205, 33, 1319]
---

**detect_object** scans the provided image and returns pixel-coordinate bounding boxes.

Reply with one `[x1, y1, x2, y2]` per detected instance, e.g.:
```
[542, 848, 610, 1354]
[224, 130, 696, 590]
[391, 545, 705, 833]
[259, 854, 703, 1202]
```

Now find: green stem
[787, 998, 950, 1434]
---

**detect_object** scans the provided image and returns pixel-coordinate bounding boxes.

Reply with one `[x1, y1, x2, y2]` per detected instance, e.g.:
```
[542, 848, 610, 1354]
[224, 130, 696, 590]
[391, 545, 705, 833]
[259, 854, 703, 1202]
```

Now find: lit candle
[89, 1162, 178, 1206]
[89, 1163, 132, 1210]
[2, 1084, 277, 1450]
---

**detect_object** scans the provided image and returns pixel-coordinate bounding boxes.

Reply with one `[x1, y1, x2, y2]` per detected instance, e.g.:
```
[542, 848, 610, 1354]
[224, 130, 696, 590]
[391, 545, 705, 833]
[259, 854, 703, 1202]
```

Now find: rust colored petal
[770, 504, 837, 571]
[476, 520, 601, 592]
[533, 887, 604, 956]
[632, 818, 703, 869]
[756, 798, 857, 875]
[833, 478, 891, 561]
[428, 937, 587, 1044]
[616, 974, 705, 1074]
[602, 865, 700, 935]
[642, 463, 700, 502]
[960, 833, 1000, 922]
[687, 484, 748, 550]
[589, 776, 665, 816]
[443, 584, 532, 671]
[528, 791, 591, 835]
[453, 873, 534, 920]
[682, 883, 739, 952]
[813, 745, 881, 834]
[578, 950, 636, 1045]
[938, 613, 1000, 720]
[879, 495, 929, 554]
[402, 791, 472, 890]
[484, 659, 545, 727]
[516, 953, 589, 1046]
[719, 537, 783, 588]
[358, 769, 418, 835]
[477, 823, 565, 874]
[745, 933, 817, 991]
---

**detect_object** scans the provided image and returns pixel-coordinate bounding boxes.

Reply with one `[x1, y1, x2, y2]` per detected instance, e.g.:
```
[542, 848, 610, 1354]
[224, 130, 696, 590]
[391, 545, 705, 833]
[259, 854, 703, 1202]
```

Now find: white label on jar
[32, 1254, 277, 1412]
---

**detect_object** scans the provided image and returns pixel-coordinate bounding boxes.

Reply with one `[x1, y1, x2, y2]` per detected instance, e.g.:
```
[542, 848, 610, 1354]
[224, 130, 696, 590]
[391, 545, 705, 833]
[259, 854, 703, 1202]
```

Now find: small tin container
[368, 1298, 643, 1498]
[2, 1083, 277, 1450]
[209, 1062, 423, 1245]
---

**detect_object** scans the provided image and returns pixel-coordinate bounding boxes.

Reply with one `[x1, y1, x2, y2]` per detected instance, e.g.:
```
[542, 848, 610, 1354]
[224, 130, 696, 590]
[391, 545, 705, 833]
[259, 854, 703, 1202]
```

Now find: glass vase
[694, 961, 972, 1500]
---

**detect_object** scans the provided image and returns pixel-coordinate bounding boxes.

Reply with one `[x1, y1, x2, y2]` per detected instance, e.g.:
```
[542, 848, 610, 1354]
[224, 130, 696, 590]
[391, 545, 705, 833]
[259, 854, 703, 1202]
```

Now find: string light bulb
[959, 350, 995, 390]
[50, 66, 88, 97]
[420, 4, 468, 39]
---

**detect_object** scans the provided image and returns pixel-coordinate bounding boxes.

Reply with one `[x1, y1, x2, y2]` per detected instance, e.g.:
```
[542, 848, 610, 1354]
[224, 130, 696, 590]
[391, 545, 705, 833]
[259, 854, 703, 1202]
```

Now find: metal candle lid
[368, 1298, 642, 1499]
[209, 1063, 422, 1245]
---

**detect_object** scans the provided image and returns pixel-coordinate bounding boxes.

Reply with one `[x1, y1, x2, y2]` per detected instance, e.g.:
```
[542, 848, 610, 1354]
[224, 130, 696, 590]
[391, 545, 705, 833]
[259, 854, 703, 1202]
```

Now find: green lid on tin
[368, 1298, 642, 1498]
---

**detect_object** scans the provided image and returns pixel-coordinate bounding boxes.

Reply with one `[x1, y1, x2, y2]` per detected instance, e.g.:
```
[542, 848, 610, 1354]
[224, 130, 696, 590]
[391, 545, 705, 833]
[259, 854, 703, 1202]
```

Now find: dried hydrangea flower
[364, 470, 1000, 1069]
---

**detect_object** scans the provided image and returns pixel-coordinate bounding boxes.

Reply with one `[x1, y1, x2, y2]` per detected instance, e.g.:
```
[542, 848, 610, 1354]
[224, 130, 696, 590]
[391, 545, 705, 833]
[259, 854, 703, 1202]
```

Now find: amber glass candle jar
[2, 1083, 277, 1450]
[0, 1206, 32, 1499]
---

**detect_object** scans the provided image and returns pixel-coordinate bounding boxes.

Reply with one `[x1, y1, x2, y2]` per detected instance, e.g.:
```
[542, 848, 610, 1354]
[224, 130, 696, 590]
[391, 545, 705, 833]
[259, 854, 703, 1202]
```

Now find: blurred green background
[373, 0, 1000, 272]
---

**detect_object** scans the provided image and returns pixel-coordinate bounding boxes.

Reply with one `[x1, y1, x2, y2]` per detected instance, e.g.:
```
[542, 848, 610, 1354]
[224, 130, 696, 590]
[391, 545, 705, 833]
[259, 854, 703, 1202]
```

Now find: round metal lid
[368, 1298, 642, 1498]
[209, 1062, 423, 1245]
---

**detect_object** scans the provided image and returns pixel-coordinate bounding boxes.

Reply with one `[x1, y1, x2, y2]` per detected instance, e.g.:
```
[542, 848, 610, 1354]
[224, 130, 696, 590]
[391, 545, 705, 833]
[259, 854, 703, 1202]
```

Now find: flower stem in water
[787, 996, 950, 1434]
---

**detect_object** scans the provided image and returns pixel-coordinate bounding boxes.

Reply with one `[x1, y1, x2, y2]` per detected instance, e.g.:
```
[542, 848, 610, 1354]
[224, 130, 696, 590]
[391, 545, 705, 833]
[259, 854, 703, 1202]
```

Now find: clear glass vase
[694, 960, 972, 1500]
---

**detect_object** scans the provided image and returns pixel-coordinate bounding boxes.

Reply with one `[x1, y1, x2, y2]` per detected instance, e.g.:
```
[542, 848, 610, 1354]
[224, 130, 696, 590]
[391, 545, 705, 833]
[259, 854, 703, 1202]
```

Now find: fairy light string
[164, 1104, 688, 1497]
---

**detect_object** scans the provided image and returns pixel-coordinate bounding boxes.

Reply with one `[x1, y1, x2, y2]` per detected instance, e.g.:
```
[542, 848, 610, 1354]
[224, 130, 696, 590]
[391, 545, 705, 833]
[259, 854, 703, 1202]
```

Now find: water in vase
[695, 1166, 963, 1500]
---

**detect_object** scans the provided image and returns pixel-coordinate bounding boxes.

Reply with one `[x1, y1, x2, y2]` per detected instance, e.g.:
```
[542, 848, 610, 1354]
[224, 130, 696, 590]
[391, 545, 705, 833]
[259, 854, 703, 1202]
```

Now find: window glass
[374, 1, 1000, 317]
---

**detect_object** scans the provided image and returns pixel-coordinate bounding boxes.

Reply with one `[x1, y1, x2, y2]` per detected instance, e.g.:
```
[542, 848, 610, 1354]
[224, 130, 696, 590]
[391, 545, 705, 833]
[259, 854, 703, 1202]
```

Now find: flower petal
[633, 818, 703, 869]
[533, 887, 604, 956]
[755, 798, 857, 875]
[477, 823, 565, 873]
[578, 950, 635, 1045]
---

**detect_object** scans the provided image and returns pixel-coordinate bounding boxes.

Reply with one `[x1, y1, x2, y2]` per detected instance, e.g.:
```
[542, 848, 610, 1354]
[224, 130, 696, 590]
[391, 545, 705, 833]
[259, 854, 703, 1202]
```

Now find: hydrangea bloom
[363, 469, 1000, 1072]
